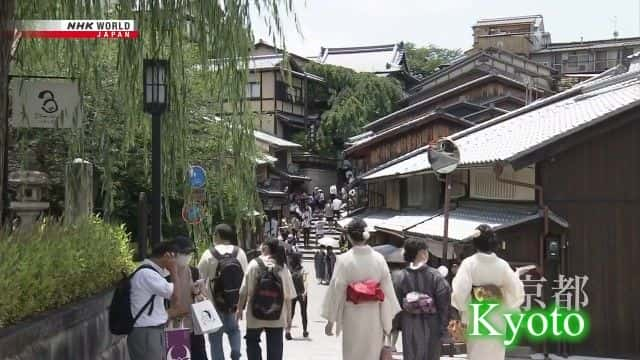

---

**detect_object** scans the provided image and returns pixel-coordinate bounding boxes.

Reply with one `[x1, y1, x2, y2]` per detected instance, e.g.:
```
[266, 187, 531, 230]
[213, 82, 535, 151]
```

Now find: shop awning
[337, 209, 399, 233]
[255, 153, 278, 165]
[374, 211, 439, 235]
[405, 201, 568, 241]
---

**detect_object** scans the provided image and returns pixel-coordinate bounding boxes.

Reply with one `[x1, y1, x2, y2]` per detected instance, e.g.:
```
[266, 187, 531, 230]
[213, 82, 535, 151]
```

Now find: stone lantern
[8, 170, 50, 228]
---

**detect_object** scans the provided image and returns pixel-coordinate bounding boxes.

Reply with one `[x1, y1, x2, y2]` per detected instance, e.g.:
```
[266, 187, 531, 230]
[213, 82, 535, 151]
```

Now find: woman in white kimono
[451, 225, 525, 360]
[321, 218, 401, 360]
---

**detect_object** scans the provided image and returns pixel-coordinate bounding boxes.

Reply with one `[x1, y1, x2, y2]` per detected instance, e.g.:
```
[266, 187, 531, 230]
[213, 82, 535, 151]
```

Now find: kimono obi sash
[346, 280, 385, 304]
[471, 284, 503, 302]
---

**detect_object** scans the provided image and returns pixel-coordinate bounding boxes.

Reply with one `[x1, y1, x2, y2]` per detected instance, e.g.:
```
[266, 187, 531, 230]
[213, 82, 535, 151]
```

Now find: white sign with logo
[10, 77, 83, 128]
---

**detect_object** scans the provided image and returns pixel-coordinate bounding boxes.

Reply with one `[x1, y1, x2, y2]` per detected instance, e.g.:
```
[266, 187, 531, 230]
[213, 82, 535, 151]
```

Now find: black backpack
[212, 247, 244, 313]
[291, 268, 305, 298]
[109, 265, 158, 335]
[251, 258, 284, 320]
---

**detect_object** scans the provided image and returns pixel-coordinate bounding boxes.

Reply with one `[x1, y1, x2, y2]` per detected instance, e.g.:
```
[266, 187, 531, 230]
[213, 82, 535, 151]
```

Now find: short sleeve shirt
[130, 259, 174, 327]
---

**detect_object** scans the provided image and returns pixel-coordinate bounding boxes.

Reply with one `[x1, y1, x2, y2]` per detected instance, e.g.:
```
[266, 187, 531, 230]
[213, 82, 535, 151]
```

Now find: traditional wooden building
[474, 15, 640, 77]
[353, 58, 640, 357]
[345, 47, 555, 189]
[472, 15, 550, 56]
[227, 41, 325, 142]
[254, 130, 309, 218]
[315, 42, 420, 89]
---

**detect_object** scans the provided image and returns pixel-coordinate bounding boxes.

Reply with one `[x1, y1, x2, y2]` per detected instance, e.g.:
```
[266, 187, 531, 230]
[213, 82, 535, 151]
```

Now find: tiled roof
[254, 130, 302, 149]
[451, 75, 640, 167]
[475, 15, 542, 27]
[406, 47, 553, 95]
[345, 112, 473, 155]
[337, 209, 400, 233]
[256, 153, 278, 165]
[374, 211, 439, 234]
[361, 61, 640, 180]
[257, 187, 287, 197]
[362, 149, 431, 181]
[364, 73, 536, 132]
[318, 43, 406, 74]
[405, 201, 567, 241]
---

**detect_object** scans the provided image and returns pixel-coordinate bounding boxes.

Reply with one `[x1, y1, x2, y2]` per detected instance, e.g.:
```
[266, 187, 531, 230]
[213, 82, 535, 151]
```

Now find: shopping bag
[191, 299, 223, 335]
[165, 326, 191, 360]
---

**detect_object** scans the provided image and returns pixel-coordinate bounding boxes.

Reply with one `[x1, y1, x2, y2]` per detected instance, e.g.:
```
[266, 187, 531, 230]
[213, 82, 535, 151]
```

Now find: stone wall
[0, 289, 128, 360]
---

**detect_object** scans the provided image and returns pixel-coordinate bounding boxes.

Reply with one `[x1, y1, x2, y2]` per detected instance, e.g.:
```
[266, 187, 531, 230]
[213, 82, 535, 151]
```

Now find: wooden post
[442, 174, 452, 263]
[136, 192, 148, 261]
[0, 0, 16, 229]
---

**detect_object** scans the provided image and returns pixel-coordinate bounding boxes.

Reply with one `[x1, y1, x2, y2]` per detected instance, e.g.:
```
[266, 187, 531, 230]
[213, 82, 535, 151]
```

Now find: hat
[174, 235, 195, 253]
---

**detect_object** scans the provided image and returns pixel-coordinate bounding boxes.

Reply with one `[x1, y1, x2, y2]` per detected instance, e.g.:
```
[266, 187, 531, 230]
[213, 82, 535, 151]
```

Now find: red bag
[346, 280, 385, 304]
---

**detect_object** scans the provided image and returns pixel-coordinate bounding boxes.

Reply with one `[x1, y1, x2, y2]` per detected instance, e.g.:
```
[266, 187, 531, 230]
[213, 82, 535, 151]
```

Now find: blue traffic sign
[188, 165, 206, 188]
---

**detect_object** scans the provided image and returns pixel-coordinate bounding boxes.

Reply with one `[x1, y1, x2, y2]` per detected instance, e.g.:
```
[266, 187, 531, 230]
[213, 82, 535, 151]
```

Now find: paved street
[215, 260, 403, 359]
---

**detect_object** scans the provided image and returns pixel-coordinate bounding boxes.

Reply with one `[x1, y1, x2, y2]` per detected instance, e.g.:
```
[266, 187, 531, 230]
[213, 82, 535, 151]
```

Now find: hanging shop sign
[10, 77, 84, 128]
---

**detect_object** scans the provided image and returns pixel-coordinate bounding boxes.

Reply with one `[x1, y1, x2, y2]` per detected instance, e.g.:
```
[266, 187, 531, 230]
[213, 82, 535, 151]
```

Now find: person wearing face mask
[166, 235, 208, 360]
[394, 238, 451, 360]
[321, 218, 401, 360]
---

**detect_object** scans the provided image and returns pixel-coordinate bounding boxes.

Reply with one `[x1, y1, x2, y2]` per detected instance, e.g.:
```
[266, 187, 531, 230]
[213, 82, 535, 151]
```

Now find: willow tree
[2, 0, 296, 240]
[305, 62, 404, 155]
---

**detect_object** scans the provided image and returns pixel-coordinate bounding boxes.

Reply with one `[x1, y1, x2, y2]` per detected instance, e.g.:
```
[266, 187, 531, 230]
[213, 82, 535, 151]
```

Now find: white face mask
[177, 254, 192, 267]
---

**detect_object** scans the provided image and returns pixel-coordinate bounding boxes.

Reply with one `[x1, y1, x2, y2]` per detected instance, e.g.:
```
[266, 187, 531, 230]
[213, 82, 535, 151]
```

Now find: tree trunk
[0, 0, 16, 228]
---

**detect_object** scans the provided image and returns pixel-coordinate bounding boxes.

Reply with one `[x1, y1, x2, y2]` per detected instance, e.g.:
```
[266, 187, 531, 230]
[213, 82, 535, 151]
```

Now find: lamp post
[143, 59, 169, 248]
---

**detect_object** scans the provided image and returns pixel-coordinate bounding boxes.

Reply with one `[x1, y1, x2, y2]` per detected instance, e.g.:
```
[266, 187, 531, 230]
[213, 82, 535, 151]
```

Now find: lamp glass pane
[158, 85, 166, 105]
[145, 84, 153, 104]
[145, 65, 153, 86]
[157, 64, 166, 84]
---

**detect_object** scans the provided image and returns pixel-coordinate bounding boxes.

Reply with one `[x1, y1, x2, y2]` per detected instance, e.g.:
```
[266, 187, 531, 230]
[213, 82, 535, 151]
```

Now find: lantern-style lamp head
[143, 59, 169, 114]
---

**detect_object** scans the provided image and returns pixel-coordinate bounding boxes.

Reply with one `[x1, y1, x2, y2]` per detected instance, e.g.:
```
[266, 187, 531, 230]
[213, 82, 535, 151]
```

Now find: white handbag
[190, 299, 223, 335]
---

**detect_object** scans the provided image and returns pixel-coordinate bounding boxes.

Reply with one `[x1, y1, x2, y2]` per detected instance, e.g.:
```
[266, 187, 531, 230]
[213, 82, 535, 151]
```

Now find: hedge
[0, 217, 134, 327]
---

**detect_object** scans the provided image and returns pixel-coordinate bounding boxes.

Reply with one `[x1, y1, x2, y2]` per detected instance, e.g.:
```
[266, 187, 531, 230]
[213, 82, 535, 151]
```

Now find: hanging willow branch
[11, 0, 296, 243]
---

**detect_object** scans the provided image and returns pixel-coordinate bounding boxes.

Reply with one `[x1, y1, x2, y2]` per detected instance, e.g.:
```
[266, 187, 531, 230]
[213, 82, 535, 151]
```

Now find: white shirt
[130, 259, 174, 327]
[331, 198, 342, 211]
[198, 245, 248, 300]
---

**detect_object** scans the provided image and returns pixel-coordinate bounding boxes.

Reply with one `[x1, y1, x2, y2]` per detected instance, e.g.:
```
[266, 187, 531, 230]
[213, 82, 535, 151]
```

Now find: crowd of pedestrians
[119, 211, 525, 360]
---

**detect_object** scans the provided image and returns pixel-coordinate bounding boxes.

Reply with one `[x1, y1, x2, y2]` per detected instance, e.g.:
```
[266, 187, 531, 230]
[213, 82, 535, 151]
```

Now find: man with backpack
[109, 241, 185, 360]
[237, 239, 296, 360]
[198, 224, 248, 360]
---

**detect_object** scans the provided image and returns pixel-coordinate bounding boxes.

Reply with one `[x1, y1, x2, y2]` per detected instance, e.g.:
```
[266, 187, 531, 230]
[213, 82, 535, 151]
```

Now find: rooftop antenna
[612, 16, 619, 38]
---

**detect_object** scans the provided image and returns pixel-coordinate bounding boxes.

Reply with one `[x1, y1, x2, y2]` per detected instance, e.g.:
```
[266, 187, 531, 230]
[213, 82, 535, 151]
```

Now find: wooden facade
[533, 109, 640, 357]
[355, 119, 465, 172]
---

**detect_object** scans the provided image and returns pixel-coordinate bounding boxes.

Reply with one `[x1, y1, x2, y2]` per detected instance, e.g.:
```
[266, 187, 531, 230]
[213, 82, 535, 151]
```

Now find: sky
[252, 0, 640, 57]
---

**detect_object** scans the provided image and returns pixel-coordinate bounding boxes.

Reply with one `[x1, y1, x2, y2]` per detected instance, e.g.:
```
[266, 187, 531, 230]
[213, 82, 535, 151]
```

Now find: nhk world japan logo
[17, 20, 138, 39]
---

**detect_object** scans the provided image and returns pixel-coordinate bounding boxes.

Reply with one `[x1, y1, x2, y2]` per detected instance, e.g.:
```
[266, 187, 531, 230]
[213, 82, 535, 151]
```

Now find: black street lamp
[143, 59, 169, 248]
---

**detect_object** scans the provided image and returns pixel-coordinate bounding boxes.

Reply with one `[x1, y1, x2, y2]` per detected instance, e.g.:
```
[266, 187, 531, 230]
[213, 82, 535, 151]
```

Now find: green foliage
[404, 42, 462, 78]
[0, 217, 134, 327]
[304, 63, 404, 155]
[10, 0, 295, 244]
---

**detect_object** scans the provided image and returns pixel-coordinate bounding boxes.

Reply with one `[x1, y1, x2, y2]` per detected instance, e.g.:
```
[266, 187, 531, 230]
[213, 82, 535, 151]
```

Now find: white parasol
[318, 236, 340, 248]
